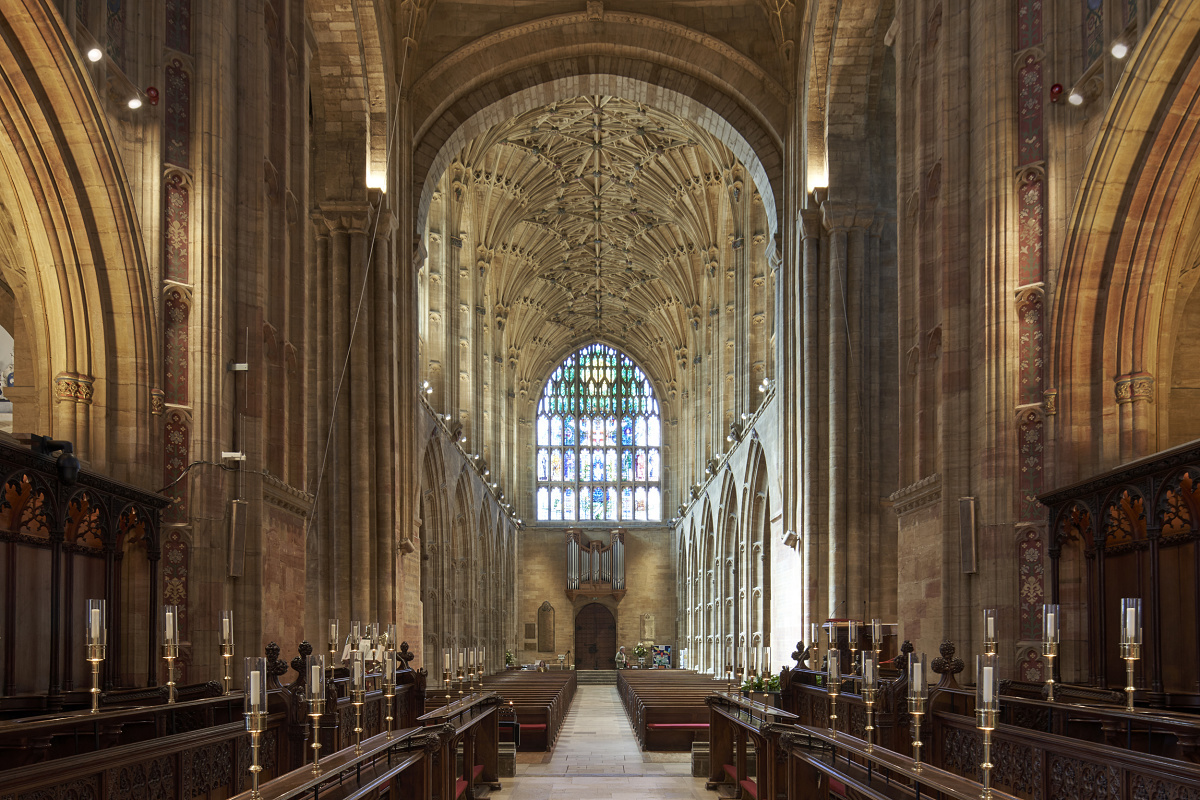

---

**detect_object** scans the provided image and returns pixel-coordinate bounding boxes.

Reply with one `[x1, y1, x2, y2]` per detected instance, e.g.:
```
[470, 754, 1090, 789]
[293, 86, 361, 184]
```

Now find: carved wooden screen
[1043, 445, 1200, 699]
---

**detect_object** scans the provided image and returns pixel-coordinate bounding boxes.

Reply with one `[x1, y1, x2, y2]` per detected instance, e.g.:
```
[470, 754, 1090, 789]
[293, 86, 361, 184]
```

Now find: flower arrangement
[740, 672, 781, 693]
[505, 650, 515, 667]
[633, 643, 648, 659]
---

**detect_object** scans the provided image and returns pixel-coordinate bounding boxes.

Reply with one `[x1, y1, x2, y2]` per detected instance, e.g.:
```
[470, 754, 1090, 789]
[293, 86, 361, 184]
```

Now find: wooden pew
[427, 670, 576, 752]
[617, 671, 734, 750]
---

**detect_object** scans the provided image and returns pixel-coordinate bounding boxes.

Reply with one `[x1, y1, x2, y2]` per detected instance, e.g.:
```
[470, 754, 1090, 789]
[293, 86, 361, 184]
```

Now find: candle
[166, 610, 176, 642]
[459, 649, 464, 668]
[1125, 606, 1136, 639]
[330, 621, 337, 642]
[1047, 610, 1056, 638]
[90, 608, 101, 639]
[444, 650, 451, 670]
[986, 614, 995, 640]
[222, 616, 231, 643]
[982, 666, 994, 704]
[871, 619, 882, 647]
[354, 659, 363, 686]
[250, 670, 261, 710]
[310, 663, 320, 688]
[810, 623, 819, 644]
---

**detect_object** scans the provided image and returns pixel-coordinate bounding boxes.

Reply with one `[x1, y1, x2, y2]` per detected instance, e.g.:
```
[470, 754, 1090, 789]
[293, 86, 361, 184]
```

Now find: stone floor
[490, 685, 714, 799]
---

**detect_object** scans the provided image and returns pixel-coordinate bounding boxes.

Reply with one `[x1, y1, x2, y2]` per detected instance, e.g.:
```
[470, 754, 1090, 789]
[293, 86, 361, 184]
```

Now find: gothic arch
[742, 440, 771, 654]
[0, 0, 157, 478]
[1053, 0, 1200, 474]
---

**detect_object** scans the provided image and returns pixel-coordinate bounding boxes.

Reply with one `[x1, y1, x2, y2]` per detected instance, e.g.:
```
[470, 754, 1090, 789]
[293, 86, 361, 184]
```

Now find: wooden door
[574, 603, 616, 670]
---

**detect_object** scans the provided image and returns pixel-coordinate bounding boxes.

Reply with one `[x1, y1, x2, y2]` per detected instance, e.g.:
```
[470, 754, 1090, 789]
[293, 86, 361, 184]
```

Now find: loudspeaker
[959, 496, 977, 573]
[228, 499, 248, 577]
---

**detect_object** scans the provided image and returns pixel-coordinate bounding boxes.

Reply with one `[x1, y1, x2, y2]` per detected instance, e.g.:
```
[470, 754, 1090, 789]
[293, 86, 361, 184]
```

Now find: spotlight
[128, 96, 143, 109]
[1068, 88, 1084, 106]
[1110, 38, 1129, 59]
[86, 47, 103, 62]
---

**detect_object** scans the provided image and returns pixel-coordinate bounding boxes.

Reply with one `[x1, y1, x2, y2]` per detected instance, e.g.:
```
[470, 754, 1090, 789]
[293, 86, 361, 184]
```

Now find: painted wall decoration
[166, 0, 191, 53]
[165, 60, 191, 168]
[1019, 528, 1045, 641]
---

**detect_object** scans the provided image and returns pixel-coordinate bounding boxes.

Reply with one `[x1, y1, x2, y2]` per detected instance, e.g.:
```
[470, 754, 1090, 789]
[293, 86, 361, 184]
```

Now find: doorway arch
[574, 603, 617, 670]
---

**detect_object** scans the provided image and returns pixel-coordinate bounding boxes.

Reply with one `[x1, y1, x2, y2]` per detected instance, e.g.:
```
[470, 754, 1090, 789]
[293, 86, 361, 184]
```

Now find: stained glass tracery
[536, 344, 661, 521]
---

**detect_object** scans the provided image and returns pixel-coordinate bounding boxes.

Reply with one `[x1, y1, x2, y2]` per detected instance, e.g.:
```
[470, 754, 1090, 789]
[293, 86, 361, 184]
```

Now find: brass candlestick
[1042, 603, 1059, 702]
[309, 699, 324, 774]
[1043, 643, 1058, 702]
[244, 656, 268, 799]
[306, 653, 326, 775]
[164, 649, 178, 704]
[352, 688, 365, 754]
[909, 696, 925, 770]
[457, 667, 465, 698]
[862, 652, 878, 753]
[826, 650, 841, 733]
[222, 643, 234, 696]
[863, 688, 876, 751]
[848, 620, 859, 675]
[162, 604, 180, 704]
[247, 710, 267, 798]
[977, 653, 999, 799]
[1122, 642, 1140, 712]
[1121, 597, 1142, 712]
[383, 650, 397, 739]
[86, 599, 106, 714]
[908, 651, 928, 771]
[444, 668, 452, 702]
[87, 643, 104, 713]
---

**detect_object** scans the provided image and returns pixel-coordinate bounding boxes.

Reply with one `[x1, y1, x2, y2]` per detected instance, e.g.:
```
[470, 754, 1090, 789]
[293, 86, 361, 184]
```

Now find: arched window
[535, 344, 661, 522]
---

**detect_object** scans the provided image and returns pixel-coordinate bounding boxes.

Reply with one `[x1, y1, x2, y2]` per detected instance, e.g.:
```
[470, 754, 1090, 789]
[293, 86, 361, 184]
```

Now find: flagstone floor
[490, 685, 715, 799]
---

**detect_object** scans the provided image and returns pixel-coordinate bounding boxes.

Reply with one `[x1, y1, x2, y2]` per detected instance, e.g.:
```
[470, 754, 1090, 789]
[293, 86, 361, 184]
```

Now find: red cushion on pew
[519, 723, 547, 730]
[472, 764, 484, 779]
[739, 779, 758, 800]
[723, 764, 738, 780]
[646, 723, 708, 730]
[455, 778, 469, 799]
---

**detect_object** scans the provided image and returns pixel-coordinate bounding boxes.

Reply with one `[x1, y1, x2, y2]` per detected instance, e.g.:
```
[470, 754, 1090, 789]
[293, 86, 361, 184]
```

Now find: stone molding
[889, 473, 942, 516]
[412, 11, 786, 105]
[262, 472, 314, 519]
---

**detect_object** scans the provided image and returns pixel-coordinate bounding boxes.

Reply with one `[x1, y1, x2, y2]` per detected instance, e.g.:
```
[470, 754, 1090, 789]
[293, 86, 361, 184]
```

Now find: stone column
[824, 204, 849, 618]
[800, 208, 822, 633]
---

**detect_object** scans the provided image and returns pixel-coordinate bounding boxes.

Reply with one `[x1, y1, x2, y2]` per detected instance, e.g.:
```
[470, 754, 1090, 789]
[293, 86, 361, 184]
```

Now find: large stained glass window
[535, 344, 661, 522]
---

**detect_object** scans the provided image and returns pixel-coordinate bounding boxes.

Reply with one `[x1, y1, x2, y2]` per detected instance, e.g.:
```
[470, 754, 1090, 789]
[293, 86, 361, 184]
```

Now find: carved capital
[54, 372, 94, 405]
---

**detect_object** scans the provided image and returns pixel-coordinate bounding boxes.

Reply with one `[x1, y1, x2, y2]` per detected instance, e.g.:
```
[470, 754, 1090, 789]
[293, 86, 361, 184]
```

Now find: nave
[495, 685, 705, 800]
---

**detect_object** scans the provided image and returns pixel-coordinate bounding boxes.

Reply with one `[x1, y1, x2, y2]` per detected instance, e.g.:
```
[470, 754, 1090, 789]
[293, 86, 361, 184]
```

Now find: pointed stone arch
[0, 0, 157, 479]
[1052, 0, 1200, 475]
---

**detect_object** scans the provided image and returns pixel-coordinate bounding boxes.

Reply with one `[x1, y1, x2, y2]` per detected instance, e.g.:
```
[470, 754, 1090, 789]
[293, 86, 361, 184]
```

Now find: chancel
[0, 0, 1198, 798]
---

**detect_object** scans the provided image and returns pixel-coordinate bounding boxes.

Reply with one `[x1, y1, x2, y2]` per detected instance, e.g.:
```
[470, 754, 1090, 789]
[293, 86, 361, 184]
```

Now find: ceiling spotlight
[86, 47, 103, 62]
[128, 96, 143, 109]
[1110, 38, 1129, 59]
[421, 380, 433, 395]
[1068, 88, 1084, 106]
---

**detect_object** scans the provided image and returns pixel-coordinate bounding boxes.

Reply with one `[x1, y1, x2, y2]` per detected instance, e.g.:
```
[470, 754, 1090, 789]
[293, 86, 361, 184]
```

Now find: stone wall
[516, 527, 675, 667]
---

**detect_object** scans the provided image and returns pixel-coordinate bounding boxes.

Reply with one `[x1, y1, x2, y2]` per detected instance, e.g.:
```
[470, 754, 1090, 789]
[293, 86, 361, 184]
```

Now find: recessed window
[535, 344, 660, 522]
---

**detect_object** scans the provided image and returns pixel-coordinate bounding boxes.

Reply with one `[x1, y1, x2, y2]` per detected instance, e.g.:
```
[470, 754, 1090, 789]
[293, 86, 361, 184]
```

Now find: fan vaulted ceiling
[433, 95, 763, 388]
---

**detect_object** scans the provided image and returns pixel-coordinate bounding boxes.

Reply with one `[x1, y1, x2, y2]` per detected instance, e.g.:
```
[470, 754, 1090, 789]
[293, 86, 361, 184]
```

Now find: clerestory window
[535, 344, 661, 522]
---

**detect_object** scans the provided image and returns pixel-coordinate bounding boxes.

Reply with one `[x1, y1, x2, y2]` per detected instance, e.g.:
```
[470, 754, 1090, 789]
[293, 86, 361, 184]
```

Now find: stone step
[576, 670, 618, 685]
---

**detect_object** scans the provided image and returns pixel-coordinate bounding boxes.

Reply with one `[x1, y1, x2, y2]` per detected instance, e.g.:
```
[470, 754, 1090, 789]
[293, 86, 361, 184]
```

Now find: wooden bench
[427, 670, 576, 752]
[617, 671, 734, 750]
